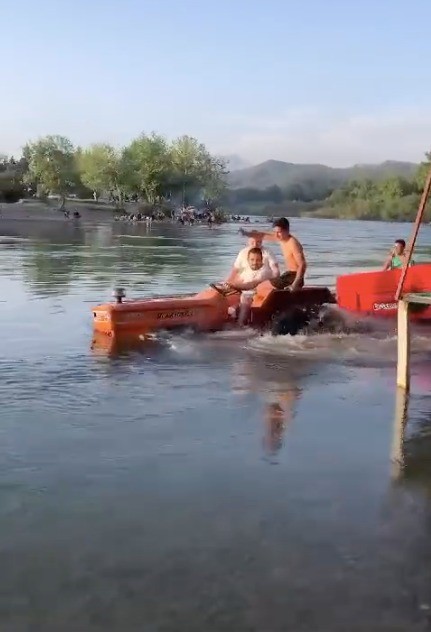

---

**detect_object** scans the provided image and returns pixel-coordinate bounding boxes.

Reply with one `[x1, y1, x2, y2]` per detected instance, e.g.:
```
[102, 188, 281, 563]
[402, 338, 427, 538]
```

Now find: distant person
[383, 239, 414, 270]
[240, 217, 306, 291]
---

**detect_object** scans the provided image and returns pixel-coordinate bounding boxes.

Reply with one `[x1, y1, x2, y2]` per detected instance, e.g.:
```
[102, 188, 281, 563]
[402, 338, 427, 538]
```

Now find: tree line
[312, 152, 431, 221]
[224, 152, 431, 221]
[2, 137, 430, 221]
[223, 179, 335, 207]
[0, 133, 228, 210]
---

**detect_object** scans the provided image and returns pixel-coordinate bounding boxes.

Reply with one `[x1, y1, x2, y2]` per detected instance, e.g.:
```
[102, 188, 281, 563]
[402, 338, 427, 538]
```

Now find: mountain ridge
[227, 158, 418, 190]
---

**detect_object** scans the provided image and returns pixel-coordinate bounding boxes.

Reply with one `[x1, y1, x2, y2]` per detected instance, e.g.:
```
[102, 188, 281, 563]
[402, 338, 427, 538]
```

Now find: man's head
[247, 247, 264, 271]
[394, 239, 406, 256]
[273, 217, 290, 240]
[248, 236, 263, 248]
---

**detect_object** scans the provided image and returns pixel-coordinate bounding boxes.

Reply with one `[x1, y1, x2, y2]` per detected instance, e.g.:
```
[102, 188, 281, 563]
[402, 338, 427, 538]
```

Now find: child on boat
[383, 239, 415, 271]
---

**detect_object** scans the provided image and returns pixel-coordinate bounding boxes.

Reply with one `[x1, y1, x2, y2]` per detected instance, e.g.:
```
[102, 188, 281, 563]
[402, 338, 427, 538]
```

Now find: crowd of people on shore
[112, 205, 254, 227]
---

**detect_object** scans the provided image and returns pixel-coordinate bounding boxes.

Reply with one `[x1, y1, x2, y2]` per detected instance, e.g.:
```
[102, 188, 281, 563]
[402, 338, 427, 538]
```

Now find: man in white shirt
[226, 247, 274, 326]
[226, 237, 279, 283]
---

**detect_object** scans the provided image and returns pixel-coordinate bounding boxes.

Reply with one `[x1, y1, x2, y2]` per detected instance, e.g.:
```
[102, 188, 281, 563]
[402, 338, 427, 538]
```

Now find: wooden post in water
[397, 298, 410, 391]
[391, 386, 409, 479]
[395, 165, 431, 301]
[394, 164, 431, 393]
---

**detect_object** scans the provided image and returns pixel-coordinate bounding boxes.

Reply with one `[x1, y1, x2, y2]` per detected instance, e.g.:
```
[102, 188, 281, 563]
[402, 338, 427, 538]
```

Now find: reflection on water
[2, 217, 431, 630]
[231, 356, 304, 458]
[396, 393, 431, 488]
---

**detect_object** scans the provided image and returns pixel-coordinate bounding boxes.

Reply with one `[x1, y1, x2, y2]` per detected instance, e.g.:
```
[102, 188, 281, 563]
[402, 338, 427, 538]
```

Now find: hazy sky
[3, 0, 431, 166]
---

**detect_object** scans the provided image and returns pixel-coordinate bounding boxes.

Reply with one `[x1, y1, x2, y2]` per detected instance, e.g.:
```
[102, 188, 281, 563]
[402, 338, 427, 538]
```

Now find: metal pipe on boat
[395, 165, 431, 301]
[113, 287, 126, 304]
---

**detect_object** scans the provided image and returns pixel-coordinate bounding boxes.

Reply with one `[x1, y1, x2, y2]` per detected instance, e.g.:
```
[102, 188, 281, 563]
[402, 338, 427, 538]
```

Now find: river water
[1, 217, 431, 631]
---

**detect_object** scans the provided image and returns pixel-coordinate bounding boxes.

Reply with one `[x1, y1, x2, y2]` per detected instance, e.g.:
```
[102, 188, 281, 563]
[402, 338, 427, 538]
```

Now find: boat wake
[247, 321, 431, 367]
[166, 307, 431, 369]
[247, 331, 397, 365]
[100, 306, 431, 371]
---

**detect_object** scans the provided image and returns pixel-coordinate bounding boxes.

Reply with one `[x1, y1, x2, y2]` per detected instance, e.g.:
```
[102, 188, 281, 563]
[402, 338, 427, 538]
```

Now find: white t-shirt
[234, 247, 279, 277]
[239, 265, 273, 284]
[238, 265, 273, 303]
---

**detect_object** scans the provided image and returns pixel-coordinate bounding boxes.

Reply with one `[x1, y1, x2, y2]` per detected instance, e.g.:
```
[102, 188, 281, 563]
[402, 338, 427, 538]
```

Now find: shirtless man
[240, 217, 306, 292]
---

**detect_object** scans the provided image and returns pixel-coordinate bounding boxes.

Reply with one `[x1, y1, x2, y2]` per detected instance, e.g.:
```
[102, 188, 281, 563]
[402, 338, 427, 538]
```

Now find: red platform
[336, 263, 431, 320]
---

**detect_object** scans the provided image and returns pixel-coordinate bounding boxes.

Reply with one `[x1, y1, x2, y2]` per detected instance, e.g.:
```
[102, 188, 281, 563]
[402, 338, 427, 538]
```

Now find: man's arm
[382, 256, 392, 271]
[239, 228, 277, 241]
[225, 268, 238, 283]
[228, 278, 267, 292]
[290, 240, 307, 291]
[265, 250, 280, 277]
[228, 268, 273, 292]
[228, 277, 262, 291]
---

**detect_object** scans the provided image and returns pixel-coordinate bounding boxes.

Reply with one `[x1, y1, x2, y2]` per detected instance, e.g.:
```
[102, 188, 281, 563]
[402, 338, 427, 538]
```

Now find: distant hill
[227, 159, 418, 190]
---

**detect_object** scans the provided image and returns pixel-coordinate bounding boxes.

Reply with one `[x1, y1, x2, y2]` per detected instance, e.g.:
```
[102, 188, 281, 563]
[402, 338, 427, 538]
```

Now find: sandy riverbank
[0, 199, 119, 223]
[0, 200, 121, 239]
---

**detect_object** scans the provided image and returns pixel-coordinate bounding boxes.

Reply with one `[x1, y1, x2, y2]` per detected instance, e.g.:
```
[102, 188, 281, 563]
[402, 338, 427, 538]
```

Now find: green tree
[263, 185, 283, 204]
[314, 169, 424, 220]
[200, 152, 228, 205]
[377, 176, 411, 200]
[415, 151, 431, 190]
[23, 135, 76, 209]
[348, 179, 376, 200]
[284, 183, 305, 201]
[78, 143, 125, 203]
[170, 135, 206, 205]
[122, 133, 171, 204]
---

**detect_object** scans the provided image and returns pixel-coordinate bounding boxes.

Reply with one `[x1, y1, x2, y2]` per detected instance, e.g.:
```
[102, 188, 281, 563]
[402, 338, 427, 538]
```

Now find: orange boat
[336, 263, 431, 321]
[92, 281, 335, 339]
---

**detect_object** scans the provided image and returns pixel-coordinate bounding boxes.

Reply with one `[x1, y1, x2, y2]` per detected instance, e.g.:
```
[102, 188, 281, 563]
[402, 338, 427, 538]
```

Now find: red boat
[336, 263, 431, 321]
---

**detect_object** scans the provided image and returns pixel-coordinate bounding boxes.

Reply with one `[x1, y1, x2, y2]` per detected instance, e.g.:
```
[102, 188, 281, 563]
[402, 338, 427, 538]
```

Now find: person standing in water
[240, 217, 306, 292]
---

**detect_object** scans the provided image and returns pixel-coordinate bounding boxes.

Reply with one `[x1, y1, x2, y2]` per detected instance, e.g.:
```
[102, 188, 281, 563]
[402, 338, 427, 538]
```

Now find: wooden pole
[390, 386, 409, 479]
[397, 299, 410, 390]
[395, 165, 431, 301]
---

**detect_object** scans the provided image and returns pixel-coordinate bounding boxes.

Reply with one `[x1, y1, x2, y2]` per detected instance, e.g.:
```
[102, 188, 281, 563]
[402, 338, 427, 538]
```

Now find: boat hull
[92, 283, 335, 338]
[336, 263, 431, 320]
[92, 287, 236, 337]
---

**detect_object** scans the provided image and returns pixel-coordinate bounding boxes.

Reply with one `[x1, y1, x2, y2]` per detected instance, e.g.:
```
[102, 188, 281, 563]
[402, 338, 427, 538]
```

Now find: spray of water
[159, 306, 431, 370]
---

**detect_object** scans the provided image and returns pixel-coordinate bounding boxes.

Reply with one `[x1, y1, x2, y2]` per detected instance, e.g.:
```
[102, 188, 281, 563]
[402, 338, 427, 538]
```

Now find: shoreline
[0, 200, 419, 227]
[0, 200, 119, 222]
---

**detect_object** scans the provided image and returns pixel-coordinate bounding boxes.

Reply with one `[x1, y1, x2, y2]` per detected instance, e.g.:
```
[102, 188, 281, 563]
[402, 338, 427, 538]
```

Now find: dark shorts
[270, 271, 304, 290]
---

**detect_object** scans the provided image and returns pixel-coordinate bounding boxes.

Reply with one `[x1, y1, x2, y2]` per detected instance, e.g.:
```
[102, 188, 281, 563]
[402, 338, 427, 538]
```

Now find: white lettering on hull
[373, 302, 397, 311]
